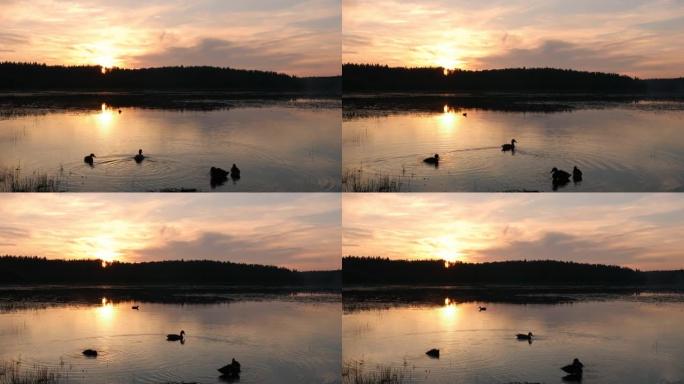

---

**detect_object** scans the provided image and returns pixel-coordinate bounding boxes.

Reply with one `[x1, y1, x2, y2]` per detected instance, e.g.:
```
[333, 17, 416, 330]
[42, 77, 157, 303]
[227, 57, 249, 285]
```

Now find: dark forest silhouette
[0, 62, 340, 93]
[343, 64, 684, 94]
[0, 256, 340, 287]
[343, 256, 684, 286]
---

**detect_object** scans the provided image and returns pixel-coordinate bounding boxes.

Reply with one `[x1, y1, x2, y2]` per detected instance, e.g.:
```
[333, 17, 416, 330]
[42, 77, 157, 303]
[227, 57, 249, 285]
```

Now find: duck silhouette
[218, 358, 241, 378]
[82, 349, 98, 357]
[134, 149, 145, 163]
[516, 332, 533, 341]
[166, 330, 185, 341]
[573, 166, 583, 183]
[501, 139, 517, 151]
[478, 306, 487, 311]
[423, 154, 439, 166]
[131, 305, 139, 310]
[462, 112, 468, 117]
[551, 167, 572, 190]
[210, 167, 229, 187]
[83, 153, 95, 166]
[426, 348, 440, 358]
[561, 358, 584, 382]
[230, 164, 241, 180]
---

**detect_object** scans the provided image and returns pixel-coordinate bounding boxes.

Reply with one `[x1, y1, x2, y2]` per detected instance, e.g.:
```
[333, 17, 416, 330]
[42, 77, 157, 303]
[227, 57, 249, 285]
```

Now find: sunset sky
[343, 194, 684, 271]
[343, 0, 684, 78]
[0, 194, 340, 271]
[0, 0, 340, 76]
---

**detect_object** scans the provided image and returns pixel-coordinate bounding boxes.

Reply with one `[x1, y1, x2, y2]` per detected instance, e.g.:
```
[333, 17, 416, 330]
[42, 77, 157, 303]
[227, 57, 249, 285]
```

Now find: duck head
[528, 332, 533, 337]
[90, 153, 96, 158]
[138, 149, 143, 155]
[180, 330, 186, 337]
[551, 167, 559, 173]
[511, 139, 517, 144]
[434, 154, 439, 159]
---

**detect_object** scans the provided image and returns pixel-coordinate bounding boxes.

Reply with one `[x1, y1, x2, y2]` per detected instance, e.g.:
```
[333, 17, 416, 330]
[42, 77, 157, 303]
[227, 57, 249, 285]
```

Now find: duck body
[134, 149, 145, 163]
[426, 348, 440, 358]
[167, 330, 185, 341]
[478, 306, 487, 311]
[561, 358, 584, 374]
[210, 167, 229, 187]
[573, 166, 583, 182]
[132, 305, 139, 310]
[502, 139, 517, 151]
[230, 164, 241, 180]
[423, 154, 439, 165]
[82, 349, 98, 357]
[84, 154, 95, 165]
[516, 332, 533, 341]
[218, 358, 241, 377]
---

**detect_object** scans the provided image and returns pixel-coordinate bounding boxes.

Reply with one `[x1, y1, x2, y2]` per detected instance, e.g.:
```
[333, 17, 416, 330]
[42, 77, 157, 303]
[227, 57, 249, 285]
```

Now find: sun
[91, 235, 121, 264]
[434, 236, 463, 263]
[90, 41, 119, 73]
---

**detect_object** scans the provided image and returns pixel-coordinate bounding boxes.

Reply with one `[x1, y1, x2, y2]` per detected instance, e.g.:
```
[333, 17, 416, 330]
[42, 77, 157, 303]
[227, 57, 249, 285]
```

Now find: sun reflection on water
[96, 103, 115, 129]
[96, 297, 115, 321]
[440, 297, 460, 323]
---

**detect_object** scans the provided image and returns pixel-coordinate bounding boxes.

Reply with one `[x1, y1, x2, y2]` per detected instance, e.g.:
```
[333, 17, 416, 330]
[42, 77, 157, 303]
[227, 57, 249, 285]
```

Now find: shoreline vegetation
[0, 62, 340, 94]
[343, 63, 684, 94]
[343, 257, 684, 287]
[0, 256, 341, 288]
[0, 361, 58, 384]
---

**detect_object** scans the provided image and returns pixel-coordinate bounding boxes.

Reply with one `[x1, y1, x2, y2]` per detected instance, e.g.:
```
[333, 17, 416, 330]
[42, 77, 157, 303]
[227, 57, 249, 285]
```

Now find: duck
[82, 349, 98, 357]
[218, 358, 241, 377]
[462, 112, 468, 117]
[425, 348, 440, 358]
[573, 166, 583, 182]
[118, 109, 122, 114]
[551, 167, 572, 183]
[230, 164, 241, 180]
[423, 154, 440, 165]
[501, 139, 517, 151]
[134, 149, 145, 163]
[84, 153, 96, 166]
[478, 306, 487, 311]
[516, 332, 533, 341]
[210, 167, 229, 187]
[166, 330, 185, 341]
[132, 305, 139, 310]
[561, 358, 584, 374]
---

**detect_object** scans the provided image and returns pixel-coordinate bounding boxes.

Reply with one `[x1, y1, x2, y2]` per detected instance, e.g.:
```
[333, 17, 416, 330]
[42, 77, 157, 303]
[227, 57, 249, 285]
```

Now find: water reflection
[343, 99, 684, 192]
[0, 98, 340, 191]
[343, 293, 684, 383]
[0, 297, 341, 383]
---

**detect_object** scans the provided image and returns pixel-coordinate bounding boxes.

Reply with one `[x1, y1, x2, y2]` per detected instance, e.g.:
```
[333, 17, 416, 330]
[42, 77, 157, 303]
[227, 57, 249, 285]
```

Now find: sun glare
[96, 102, 115, 128]
[91, 235, 121, 264]
[434, 236, 463, 263]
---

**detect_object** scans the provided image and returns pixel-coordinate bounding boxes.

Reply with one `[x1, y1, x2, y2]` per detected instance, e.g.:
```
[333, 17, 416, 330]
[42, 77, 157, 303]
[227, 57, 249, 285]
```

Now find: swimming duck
[572, 166, 583, 182]
[134, 149, 145, 163]
[210, 167, 229, 187]
[166, 330, 185, 341]
[218, 358, 241, 378]
[463, 113, 468, 117]
[84, 153, 96, 166]
[425, 348, 440, 358]
[82, 349, 98, 357]
[423, 154, 440, 165]
[478, 306, 487, 311]
[230, 164, 241, 180]
[132, 305, 139, 310]
[516, 332, 533, 341]
[501, 139, 517, 151]
[561, 358, 584, 375]
[551, 167, 572, 183]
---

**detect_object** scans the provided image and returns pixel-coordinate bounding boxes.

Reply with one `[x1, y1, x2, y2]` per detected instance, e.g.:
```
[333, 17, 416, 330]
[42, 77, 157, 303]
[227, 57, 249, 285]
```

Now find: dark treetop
[0, 256, 340, 287]
[0, 62, 341, 94]
[343, 256, 684, 286]
[343, 64, 684, 94]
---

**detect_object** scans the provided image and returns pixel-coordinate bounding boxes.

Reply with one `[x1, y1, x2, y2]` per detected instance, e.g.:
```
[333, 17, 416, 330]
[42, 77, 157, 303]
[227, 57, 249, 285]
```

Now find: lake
[0, 93, 340, 192]
[343, 289, 684, 384]
[343, 95, 684, 192]
[0, 289, 341, 383]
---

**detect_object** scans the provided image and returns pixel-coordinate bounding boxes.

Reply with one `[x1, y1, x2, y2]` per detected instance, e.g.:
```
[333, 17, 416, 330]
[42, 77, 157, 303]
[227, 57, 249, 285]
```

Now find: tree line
[343, 256, 684, 286]
[0, 256, 340, 287]
[0, 62, 340, 93]
[343, 64, 684, 93]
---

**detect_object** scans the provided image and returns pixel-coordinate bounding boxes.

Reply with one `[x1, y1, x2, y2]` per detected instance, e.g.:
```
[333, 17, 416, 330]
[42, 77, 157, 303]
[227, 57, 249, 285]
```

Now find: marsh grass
[342, 168, 402, 192]
[0, 167, 62, 192]
[0, 361, 58, 384]
[342, 360, 407, 384]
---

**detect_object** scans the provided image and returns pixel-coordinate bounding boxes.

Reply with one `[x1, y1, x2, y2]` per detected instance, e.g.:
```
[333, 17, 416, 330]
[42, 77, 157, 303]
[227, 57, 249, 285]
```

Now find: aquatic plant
[342, 168, 402, 192]
[0, 361, 58, 384]
[0, 167, 63, 192]
[342, 360, 407, 384]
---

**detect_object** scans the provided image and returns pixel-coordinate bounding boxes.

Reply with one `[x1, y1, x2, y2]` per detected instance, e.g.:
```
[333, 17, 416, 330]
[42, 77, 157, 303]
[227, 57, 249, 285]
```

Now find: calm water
[0, 295, 341, 383]
[343, 293, 684, 383]
[0, 98, 340, 191]
[343, 97, 684, 191]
